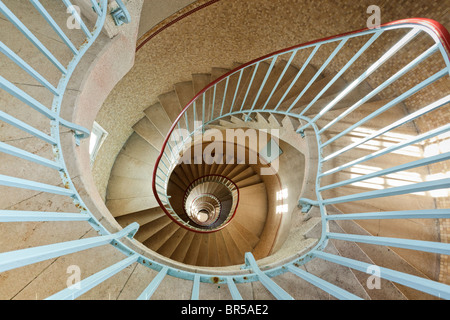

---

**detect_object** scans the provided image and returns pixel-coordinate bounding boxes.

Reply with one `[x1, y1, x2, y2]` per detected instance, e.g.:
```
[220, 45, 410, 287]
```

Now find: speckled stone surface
[137, 0, 198, 39]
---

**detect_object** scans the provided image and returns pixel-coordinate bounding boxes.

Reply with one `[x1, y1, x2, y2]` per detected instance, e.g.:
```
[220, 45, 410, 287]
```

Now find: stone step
[135, 215, 173, 243]
[106, 196, 160, 217]
[235, 174, 262, 188]
[119, 133, 160, 165]
[106, 175, 153, 200]
[158, 90, 184, 124]
[110, 153, 155, 180]
[170, 231, 196, 262]
[183, 233, 203, 265]
[146, 222, 181, 252]
[116, 206, 166, 229]
[133, 117, 166, 151]
[144, 102, 174, 138]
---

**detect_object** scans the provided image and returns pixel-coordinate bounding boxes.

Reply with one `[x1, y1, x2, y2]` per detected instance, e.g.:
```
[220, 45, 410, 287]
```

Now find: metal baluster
[137, 266, 169, 300]
[0, 223, 139, 273]
[47, 254, 140, 300]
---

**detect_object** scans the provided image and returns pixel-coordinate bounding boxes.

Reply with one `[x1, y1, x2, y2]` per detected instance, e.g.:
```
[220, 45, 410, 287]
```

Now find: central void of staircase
[105, 62, 317, 268]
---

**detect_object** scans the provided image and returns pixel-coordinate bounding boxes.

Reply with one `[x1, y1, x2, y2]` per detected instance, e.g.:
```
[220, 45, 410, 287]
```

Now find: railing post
[137, 266, 169, 300]
[111, 0, 131, 26]
[244, 252, 293, 300]
[298, 198, 319, 213]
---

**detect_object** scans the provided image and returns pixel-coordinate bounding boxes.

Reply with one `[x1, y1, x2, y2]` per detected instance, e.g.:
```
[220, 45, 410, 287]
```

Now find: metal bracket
[58, 118, 91, 147]
[298, 198, 319, 213]
[111, 0, 131, 26]
[297, 129, 305, 138]
[120, 222, 140, 239]
[74, 133, 82, 146]
[243, 113, 253, 122]
[300, 203, 312, 213]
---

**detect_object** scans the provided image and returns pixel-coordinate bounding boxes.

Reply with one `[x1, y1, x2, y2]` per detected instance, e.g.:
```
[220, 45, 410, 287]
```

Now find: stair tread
[227, 164, 250, 180]
[303, 240, 372, 300]
[133, 117, 165, 151]
[282, 73, 373, 114]
[192, 73, 213, 123]
[315, 99, 418, 137]
[183, 233, 203, 265]
[106, 175, 153, 200]
[236, 61, 271, 112]
[174, 81, 197, 130]
[323, 184, 435, 213]
[116, 207, 166, 228]
[219, 226, 246, 265]
[233, 202, 267, 236]
[253, 58, 301, 108]
[144, 102, 173, 137]
[180, 163, 195, 182]
[320, 140, 426, 173]
[265, 63, 320, 109]
[212, 66, 251, 118]
[231, 220, 260, 248]
[216, 231, 233, 266]
[196, 233, 210, 266]
[192, 73, 212, 94]
[135, 215, 173, 243]
[157, 227, 189, 257]
[106, 196, 159, 217]
[172, 166, 191, 188]
[235, 174, 262, 188]
[328, 219, 407, 300]
[225, 223, 254, 257]
[329, 216, 432, 300]
[210, 67, 231, 81]
[230, 166, 255, 182]
[110, 153, 155, 180]
[145, 220, 180, 251]
[207, 233, 220, 267]
[120, 133, 160, 165]
[170, 231, 196, 262]
[158, 90, 183, 124]
[174, 81, 195, 107]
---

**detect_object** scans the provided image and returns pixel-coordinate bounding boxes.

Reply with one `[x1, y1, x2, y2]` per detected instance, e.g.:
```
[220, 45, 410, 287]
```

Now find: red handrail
[151, 18, 450, 233]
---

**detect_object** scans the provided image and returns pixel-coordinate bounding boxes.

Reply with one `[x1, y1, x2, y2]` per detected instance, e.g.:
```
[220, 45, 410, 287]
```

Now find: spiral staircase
[1, 0, 450, 300]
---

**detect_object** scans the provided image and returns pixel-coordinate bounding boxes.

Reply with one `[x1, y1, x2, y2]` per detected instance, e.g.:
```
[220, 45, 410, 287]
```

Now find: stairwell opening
[106, 111, 310, 268]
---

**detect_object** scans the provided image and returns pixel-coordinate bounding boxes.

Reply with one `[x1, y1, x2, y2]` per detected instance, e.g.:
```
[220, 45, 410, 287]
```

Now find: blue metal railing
[0, 0, 449, 300]
[0, 0, 146, 298]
